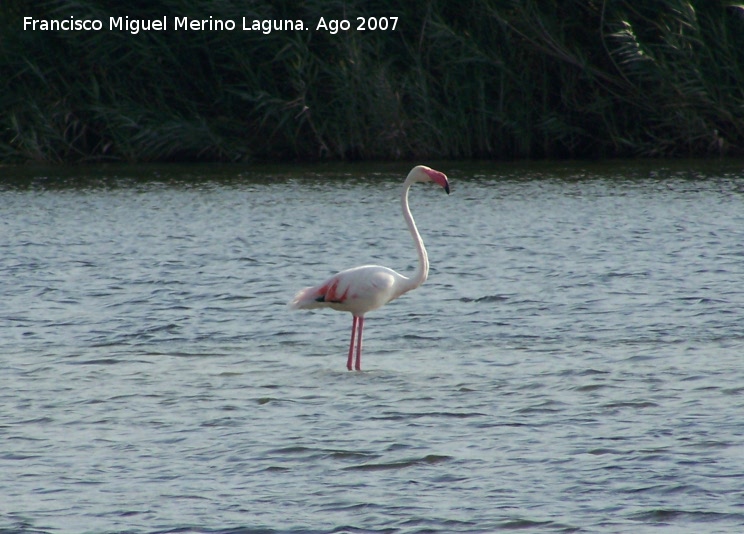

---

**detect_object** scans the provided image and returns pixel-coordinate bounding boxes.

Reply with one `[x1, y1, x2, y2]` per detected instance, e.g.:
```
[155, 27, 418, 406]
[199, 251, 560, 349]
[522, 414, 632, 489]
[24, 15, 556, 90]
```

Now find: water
[2, 161, 744, 533]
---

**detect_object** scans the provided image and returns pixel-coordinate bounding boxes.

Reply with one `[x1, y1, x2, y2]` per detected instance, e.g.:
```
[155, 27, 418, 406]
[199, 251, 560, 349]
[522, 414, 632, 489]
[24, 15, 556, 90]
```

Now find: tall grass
[1, 0, 743, 162]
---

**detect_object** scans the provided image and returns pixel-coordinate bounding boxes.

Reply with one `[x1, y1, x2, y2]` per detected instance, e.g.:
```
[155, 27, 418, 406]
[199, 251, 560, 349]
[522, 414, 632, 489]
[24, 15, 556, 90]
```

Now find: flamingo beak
[423, 168, 450, 194]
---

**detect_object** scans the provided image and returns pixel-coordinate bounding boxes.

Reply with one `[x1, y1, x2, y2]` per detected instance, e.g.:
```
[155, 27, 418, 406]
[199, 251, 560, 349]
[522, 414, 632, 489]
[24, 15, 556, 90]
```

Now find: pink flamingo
[289, 165, 450, 371]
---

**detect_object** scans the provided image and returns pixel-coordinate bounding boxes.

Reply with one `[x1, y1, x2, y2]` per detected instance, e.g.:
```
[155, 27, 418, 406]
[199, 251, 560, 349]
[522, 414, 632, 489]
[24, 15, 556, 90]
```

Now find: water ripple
[2, 163, 744, 533]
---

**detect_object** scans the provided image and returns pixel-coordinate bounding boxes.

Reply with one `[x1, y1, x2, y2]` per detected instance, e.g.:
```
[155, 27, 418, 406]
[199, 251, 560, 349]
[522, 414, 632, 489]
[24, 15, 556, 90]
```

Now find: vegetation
[2, 0, 744, 163]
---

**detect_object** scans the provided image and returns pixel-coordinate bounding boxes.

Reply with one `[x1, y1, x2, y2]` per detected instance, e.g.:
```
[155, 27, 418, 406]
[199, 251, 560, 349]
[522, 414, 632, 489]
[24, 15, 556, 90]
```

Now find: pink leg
[347, 316, 358, 371]
[354, 316, 364, 371]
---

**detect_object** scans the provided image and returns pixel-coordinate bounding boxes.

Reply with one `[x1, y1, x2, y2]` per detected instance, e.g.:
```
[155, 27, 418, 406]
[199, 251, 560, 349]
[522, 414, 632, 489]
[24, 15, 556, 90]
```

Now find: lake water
[2, 160, 744, 533]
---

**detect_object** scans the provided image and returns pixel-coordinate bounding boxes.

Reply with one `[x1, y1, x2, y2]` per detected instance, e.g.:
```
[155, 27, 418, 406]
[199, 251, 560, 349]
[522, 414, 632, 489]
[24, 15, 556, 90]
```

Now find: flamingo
[289, 165, 450, 371]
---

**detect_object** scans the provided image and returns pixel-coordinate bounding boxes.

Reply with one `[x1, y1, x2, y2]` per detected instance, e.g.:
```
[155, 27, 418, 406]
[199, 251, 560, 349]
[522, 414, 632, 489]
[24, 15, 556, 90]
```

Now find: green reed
[1, 0, 743, 163]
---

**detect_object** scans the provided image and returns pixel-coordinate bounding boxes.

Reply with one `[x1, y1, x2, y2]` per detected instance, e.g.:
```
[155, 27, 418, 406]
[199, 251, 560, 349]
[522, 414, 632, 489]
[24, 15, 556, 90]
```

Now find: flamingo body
[289, 165, 450, 370]
[290, 265, 407, 316]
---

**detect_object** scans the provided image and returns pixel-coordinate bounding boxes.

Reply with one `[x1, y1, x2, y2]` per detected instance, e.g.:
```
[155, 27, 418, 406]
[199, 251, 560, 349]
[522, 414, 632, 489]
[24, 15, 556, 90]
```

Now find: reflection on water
[2, 160, 744, 533]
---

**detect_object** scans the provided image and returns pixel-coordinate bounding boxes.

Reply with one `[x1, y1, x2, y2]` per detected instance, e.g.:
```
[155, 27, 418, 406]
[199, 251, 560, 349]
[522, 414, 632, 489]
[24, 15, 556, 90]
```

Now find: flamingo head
[409, 165, 450, 194]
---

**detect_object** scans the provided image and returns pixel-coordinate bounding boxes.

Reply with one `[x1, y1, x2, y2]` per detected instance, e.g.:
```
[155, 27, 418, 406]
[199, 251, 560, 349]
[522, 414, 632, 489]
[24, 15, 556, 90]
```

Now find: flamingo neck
[400, 178, 428, 294]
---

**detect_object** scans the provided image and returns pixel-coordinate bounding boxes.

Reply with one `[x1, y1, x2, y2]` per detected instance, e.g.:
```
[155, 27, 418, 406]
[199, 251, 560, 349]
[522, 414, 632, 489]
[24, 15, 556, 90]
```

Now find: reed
[1, 0, 743, 162]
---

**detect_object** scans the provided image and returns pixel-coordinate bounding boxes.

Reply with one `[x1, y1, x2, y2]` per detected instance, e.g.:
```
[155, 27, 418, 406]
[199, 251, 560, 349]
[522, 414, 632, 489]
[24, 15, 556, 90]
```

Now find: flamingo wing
[289, 265, 404, 315]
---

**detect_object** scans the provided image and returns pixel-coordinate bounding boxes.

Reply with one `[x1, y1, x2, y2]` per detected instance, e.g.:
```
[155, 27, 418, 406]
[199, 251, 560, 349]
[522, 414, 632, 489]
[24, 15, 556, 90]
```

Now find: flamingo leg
[355, 316, 364, 371]
[347, 316, 358, 371]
